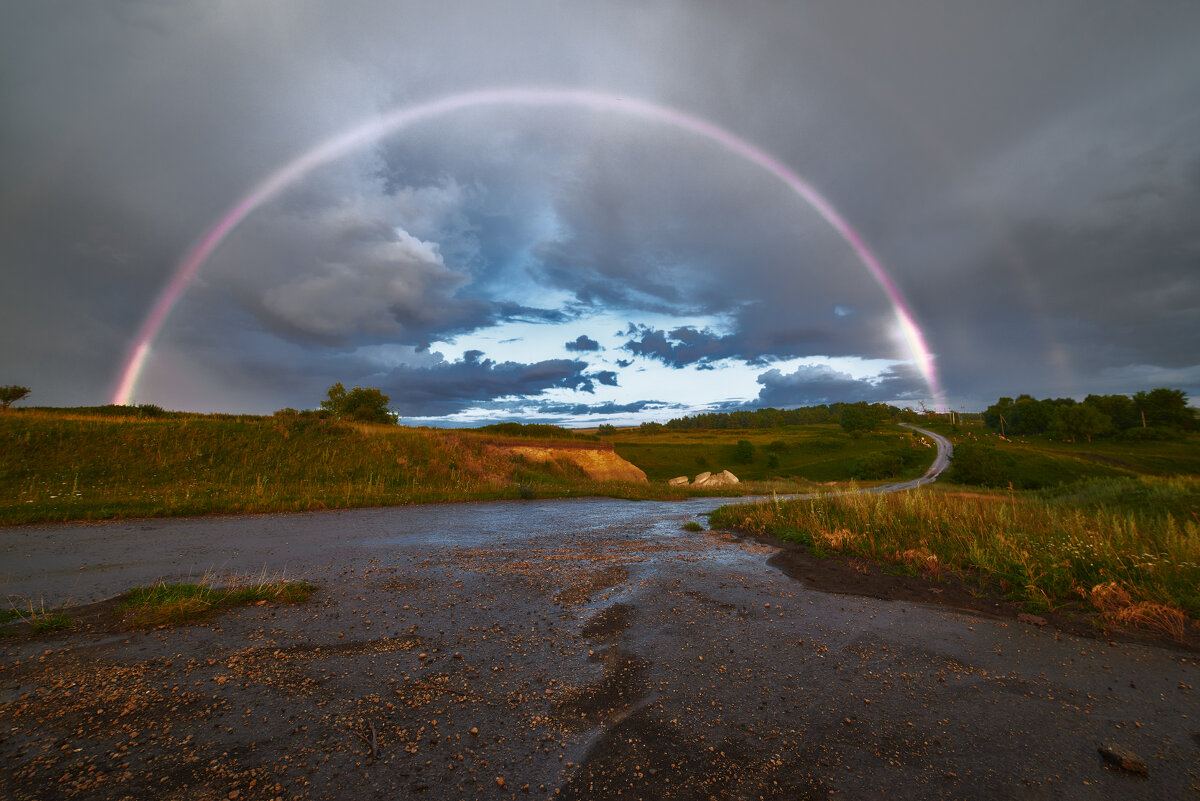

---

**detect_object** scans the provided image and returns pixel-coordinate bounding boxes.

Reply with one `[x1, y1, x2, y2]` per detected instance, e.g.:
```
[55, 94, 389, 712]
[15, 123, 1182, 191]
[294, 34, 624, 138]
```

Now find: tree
[839, 403, 877, 435]
[1084, 393, 1139, 430]
[1054, 404, 1111, 442]
[1134, 388, 1196, 431]
[0, 385, 30, 409]
[733, 439, 755, 464]
[320, 383, 397, 424]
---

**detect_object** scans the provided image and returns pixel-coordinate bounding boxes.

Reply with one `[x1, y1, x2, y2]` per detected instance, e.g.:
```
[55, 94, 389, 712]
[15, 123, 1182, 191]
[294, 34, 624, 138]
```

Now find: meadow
[0, 409, 935, 525]
[611, 424, 934, 483]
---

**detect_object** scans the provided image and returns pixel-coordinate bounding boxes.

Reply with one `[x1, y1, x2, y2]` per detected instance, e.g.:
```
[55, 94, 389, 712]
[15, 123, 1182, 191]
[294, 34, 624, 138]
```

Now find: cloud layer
[2, 2, 1199, 418]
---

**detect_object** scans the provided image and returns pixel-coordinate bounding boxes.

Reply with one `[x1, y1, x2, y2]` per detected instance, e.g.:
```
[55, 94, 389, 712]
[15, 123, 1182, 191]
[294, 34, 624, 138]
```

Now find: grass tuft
[682, 521, 704, 532]
[3, 598, 73, 634]
[118, 574, 316, 629]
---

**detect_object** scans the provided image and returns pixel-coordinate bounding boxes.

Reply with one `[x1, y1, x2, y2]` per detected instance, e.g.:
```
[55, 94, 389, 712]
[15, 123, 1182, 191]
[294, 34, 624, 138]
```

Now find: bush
[853, 451, 904, 480]
[1118, 426, 1179, 442]
[733, 439, 754, 464]
[321, 383, 397, 424]
[947, 443, 1017, 487]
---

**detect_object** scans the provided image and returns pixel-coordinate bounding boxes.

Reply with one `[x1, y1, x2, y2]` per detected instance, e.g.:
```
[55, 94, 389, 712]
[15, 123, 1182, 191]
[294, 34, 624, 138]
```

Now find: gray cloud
[750, 363, 927, 409]
[384, 354, 594, 417]
[565, 334, 601, 352]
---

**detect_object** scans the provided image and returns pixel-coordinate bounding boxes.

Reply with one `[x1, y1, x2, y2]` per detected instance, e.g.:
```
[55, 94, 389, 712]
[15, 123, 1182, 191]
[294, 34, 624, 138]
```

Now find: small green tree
[733, 439, 755, 464]
[320, 383, 397, 424]
[0, 385, 30, 409]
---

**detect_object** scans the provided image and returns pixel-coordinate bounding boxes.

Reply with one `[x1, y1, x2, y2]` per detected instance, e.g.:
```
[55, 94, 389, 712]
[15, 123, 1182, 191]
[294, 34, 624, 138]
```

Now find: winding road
[3, 428, 1198, 800]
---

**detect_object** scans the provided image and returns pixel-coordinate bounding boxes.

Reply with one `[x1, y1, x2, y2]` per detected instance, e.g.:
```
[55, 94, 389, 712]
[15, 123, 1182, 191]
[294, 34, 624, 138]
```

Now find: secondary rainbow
[112, 87, 945, 410]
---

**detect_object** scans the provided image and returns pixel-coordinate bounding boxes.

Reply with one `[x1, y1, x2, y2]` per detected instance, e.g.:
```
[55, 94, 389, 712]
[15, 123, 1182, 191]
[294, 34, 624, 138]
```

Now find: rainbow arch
[111, 87, 945, 410]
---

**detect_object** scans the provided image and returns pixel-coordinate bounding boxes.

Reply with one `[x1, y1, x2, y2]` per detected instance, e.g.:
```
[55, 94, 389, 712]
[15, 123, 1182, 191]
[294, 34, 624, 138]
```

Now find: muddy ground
[2, 498, 1198, 800]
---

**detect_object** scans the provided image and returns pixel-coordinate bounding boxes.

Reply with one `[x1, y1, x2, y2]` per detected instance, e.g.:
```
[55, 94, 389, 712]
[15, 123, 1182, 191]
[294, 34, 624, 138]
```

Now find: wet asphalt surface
[2, 497, 1199, 800]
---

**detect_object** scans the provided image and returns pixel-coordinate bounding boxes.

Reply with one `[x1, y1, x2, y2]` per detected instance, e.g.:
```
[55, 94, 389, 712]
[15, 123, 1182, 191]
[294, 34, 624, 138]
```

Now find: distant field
[613, 424, 935, 483]
[924, 418, 1200, 488]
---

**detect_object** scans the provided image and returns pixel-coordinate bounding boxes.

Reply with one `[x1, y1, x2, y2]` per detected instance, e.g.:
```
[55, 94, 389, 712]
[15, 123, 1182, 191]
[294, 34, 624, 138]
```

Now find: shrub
[853, 451, 904, 480]
[137, 403, 166, 418]
[946, 443, 1018, 487]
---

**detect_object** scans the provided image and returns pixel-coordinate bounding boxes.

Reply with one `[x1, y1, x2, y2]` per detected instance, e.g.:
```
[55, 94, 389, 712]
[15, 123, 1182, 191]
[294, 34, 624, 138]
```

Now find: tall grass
[710, 477, 1200, 633]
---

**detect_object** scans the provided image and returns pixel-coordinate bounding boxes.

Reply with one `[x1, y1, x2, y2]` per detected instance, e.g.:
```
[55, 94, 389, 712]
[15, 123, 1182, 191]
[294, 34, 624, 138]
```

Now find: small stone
[228, 792, 240, 800]
[470, 727, 479, 736]
[1017, 613, 1048, 627]
[1098, 743, 1148, 776]
[496, 776, 505, 788]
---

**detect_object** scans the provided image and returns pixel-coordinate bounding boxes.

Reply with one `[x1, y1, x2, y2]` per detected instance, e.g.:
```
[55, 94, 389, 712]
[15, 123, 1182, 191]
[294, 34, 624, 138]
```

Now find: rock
[699, 470, 740, 487]
[693, 471, 712, 486]
[1098, 743, 1149, 775]
[1017, 613, 1048, 627]
[668, 476, 690, 486]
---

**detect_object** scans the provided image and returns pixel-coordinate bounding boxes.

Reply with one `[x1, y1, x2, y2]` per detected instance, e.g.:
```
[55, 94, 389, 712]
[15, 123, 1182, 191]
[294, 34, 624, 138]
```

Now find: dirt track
[2, 498, 1198, 799]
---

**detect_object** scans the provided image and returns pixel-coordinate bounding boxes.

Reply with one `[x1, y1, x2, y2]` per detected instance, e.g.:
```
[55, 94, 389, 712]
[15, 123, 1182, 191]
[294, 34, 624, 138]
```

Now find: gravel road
[2, 492, 1198, 800]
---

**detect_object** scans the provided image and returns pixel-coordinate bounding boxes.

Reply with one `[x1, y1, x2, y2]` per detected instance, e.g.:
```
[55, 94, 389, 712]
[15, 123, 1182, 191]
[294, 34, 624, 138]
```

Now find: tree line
[654, 402, 905, 432]
[983, 388, 1196, 441]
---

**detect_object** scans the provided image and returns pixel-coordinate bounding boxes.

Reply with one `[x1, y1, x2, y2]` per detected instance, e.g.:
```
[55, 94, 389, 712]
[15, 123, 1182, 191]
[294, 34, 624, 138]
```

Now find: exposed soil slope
[502, 445, 648, 482]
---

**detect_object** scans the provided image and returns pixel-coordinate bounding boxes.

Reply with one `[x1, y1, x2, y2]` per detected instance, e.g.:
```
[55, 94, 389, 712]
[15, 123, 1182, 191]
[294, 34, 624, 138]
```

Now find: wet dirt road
[2, 497, 1198, 800]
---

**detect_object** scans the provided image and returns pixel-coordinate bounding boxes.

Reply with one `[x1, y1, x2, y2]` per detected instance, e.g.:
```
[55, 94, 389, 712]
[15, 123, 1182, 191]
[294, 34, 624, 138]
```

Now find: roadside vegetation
[1, 600, 72, 635]
[710, 476, 1200, 637]
[117, 576, 316, 629]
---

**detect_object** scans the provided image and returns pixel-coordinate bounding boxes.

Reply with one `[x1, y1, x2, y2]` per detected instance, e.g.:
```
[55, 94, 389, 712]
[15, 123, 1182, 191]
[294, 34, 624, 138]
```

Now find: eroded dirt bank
[2, 499, 1198, 800]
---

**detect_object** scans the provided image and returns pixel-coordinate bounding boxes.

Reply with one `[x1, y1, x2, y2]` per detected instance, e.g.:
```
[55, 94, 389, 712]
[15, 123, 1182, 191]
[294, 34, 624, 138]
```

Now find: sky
[2, 1, 1198, 426]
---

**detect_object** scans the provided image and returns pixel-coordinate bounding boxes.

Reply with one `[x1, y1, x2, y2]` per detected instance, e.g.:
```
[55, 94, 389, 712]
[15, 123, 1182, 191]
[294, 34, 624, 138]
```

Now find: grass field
[710, 476, 1200, 634]
[0, 410, 938, 525]
[926, 418, 1200, 488]
[613, 424, 935, 483]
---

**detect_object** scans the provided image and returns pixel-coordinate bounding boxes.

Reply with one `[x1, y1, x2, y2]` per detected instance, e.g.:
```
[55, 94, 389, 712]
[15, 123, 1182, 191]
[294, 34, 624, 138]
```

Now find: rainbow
[111, 87, 945, 410]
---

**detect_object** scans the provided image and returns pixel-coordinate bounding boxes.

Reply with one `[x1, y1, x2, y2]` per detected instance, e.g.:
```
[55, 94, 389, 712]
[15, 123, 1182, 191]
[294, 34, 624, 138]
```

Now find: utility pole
[999, 413, 1007, 437]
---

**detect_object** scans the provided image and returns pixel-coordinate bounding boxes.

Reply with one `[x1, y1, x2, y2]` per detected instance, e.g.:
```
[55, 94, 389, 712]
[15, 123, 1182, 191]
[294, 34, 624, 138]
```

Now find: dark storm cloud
[381, 354, 595, 417]
[3, 2, 1200, 416]
[620, 323, 849, 369]
[520, 399, 669, 417]
[565, 335, 601, 352]
[750, 363, 927, 409]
